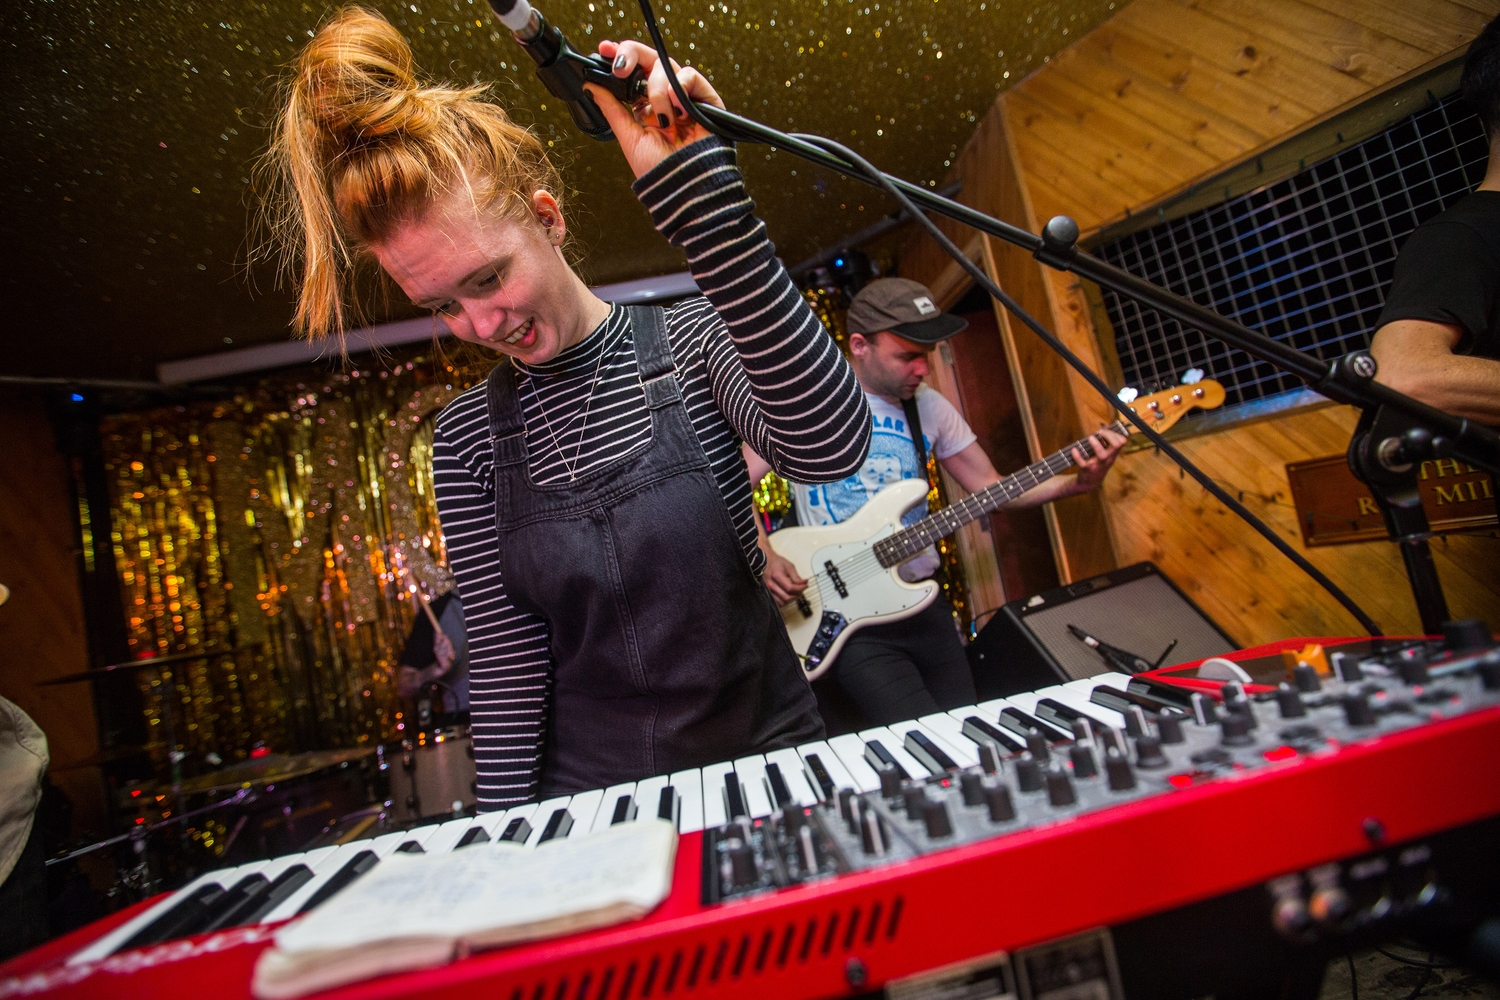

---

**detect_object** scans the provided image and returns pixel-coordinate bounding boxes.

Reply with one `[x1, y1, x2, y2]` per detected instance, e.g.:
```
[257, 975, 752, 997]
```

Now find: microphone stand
[626, 6, 1497, 637]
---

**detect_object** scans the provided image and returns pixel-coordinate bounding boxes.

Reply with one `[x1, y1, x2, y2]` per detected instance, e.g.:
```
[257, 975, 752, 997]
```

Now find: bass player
[747, 278, 1126, 726]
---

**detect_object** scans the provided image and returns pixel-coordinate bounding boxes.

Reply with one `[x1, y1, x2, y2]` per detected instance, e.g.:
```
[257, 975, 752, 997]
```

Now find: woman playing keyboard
[264, 8, 871, 810]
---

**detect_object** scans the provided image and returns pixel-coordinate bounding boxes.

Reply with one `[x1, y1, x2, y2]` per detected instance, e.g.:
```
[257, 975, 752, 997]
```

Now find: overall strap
[485, 361, 528, 467]
[901, 395, 930, 476]
[627, 305, 681, 410]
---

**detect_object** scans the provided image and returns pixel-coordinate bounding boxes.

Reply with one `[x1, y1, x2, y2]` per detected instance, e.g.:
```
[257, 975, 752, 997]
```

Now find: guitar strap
[901, 395, 932, 487]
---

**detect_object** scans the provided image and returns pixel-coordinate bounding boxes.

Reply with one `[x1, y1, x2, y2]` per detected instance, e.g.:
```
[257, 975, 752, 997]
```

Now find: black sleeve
[397, 612, 436, 669]
[1377, 220, 1500, 356]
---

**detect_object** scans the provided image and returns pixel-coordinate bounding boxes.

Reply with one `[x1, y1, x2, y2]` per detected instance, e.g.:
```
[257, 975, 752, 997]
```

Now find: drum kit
[42, 649, 478, 903]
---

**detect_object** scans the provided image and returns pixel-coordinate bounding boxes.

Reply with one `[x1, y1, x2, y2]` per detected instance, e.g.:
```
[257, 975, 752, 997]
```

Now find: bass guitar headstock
[1116, 369, 1226, 435]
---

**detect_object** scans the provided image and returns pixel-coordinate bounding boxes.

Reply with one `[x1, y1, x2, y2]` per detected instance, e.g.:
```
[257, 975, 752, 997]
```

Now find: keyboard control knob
[838, 788, 857, 830]
[1276, 684, 1307, 719]
[921, 799, 954, 839]
[1443, 618, 1492, 654]
[1025, 731, 1051, 763]
[984, 782, 1016, 823]
[1123, 706, 1148, 739]
[902, 785, 927, 819]
[1220, 681, 1245, 702]
[1480, 656, 1500, 691]
[1068, 742, 1097, 779]
[1105, 748, 1136, 791]
[1157, 713, 1185, 744]
[727, 841, 758, 888]
[1342, 691, 1377, 727]
[1016, 754, 1044, 792]
[1135, 734, 1169, 768]
[1045, 764, 1077, 807]
[977, 742, 1001, 775]
[959, 771, 985, 806]
[878, 766, 903, 799]
[858, 802, 885, 856]
[1330, 651, 1363, 683]
[1220, 712, 1254, 747]
[1398, 648, 1429, 685]
[1293, 663, 1321, 693]
[1224, 696, 1257, 728]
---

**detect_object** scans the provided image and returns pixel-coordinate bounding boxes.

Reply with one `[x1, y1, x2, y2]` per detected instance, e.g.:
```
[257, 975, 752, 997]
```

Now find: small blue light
[834, 257, 844, 267]
[70, 393, 85, 402]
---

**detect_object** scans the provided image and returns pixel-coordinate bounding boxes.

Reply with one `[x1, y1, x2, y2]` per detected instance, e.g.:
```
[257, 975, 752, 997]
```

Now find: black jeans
[832, 597, 977, 726]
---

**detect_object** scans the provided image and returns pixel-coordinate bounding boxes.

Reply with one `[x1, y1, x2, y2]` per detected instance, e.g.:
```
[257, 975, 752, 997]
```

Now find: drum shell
[383, 730, 477, 821]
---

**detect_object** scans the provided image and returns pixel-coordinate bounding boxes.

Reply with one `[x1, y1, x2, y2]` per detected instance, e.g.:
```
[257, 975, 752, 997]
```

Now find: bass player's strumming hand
[587, 39, 725, 180]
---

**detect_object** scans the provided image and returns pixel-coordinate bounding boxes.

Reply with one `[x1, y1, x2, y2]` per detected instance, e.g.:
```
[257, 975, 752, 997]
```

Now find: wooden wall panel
[0, 391, 105, 837]
[895, 0, 1500, 643]
[1005, 0, 1497, 235]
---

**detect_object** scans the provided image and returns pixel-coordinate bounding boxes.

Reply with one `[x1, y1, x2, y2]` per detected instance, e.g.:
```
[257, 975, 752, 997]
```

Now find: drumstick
[414, 589, 443, 632]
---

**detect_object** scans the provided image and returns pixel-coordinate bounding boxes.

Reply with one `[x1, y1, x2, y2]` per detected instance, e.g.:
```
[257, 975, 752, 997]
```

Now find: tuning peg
[1181, 368, 1204, 385]
[1117, 387, 1139, 404]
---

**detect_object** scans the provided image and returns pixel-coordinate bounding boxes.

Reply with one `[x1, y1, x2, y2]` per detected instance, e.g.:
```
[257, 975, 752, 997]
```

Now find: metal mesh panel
[1095, 93, 1489, 415]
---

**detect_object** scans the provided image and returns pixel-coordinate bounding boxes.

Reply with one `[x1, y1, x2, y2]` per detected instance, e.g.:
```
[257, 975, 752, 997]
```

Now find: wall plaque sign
[1285, 456, 1496, 547]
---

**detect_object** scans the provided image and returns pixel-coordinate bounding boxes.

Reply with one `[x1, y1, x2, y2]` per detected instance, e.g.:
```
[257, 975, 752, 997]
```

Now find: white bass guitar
[770, 378, 1225, 679]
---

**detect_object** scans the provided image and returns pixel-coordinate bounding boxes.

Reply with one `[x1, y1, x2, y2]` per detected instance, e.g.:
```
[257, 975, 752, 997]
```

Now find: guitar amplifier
[968, 561, 1236, 698]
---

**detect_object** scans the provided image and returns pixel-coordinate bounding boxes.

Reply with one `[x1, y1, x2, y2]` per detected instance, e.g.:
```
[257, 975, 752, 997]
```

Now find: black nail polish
[657, 113, 669, 129]
[613, 53, 628, 70]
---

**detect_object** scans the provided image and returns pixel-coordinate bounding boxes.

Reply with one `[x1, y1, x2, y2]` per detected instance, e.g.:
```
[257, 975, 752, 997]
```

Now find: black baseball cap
[845, 278, 968, 344]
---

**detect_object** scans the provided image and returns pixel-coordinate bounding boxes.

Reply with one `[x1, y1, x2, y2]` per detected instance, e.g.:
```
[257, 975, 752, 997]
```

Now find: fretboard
[872, 421, 1129, 568]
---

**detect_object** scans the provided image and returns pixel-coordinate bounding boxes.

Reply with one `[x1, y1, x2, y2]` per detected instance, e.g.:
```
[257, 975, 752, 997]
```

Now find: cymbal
[39, 648, 236, 686]
[170, 747, 377, 795]
[52, 745, 156, 771]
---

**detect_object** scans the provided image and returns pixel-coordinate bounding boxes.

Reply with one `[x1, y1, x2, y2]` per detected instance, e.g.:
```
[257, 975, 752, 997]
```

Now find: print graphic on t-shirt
[802, 415, 928, 527]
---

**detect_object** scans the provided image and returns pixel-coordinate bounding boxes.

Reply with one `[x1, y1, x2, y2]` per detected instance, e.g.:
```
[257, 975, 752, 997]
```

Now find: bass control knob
[1069, 742, 1098, 778]
[921, 799, 954, 839]
[1015, 754, 1045, 792]
[1342, 691, 1377, 727]
[1276, 683, 1307, 719]
[1045, 764, 1077, 807]
[959, 771, 985, 806]
[984, 782, 1016, 822]
[1105, 748, 1136, 791]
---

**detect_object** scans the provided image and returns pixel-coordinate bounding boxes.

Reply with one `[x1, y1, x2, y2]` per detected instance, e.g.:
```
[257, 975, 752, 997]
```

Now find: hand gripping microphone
[486, 0, 647, 141]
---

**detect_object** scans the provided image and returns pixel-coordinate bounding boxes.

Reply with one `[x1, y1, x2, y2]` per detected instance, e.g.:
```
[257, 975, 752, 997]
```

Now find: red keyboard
[5, 636, 1498, 1000]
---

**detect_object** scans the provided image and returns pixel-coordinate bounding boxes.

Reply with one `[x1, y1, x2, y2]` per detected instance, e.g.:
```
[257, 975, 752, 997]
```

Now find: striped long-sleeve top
[432, 138, 871, 810]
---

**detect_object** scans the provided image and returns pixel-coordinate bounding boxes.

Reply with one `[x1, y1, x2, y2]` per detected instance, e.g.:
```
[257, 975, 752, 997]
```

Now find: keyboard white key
[733, 755, 773, 818]
[562, 788, 605, 838]
[592, 783, 638, 833]
[826, 734, 883, 792]
[797, 739, 868, 795]
[632, 774, 671, 824]
[916, 712, 981, 759]
[69, 862, 263, 964]
[493, 802, 541, 844]
[670, 768, 704, 833]
[903, 717, 980, 769]
[262, 842, 381, 924]
[1041, 686, 1126, 729]
[418, 816, 481, 855]
[858, 726, 928, 779]
[526, 796, 575, 846]
[699, 761, 737, 828]
[764, 747, 819, 807]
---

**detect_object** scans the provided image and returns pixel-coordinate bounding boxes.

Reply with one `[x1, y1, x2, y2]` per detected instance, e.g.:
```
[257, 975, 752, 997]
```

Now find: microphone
[486, 0, 647, 141]
[1067, 624, 1176, 675]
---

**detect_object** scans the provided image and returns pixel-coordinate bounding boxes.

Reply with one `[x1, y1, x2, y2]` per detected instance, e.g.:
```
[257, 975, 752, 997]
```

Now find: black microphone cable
[570, 0, 1384, 636]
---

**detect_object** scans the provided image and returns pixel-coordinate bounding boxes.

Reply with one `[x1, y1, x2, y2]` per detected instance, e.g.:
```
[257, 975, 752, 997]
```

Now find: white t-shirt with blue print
[792, 383, 977, 581]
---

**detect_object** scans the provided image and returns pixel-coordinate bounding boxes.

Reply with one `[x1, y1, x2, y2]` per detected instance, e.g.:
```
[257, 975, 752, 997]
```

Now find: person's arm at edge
[1370, 319, 1500, 425]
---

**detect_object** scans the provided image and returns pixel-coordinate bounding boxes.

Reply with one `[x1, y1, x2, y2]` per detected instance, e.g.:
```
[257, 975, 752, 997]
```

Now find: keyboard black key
[1127, 676, 1197, 710]
[1091, 684, 1176, 716]
[395, 840, 425, 854]
[297, 850, 378, 915]
[962, 716, 1023, 754]
[765, 763, 793, 809]
[999, 707, 1070, 743]
[863, 740, 909, 780]
[1035, 698, 1107, 737]
[500, 817, 533, 843]
[723, 772, 748, 820]
[121, 883, 227, 950]
[456, 826, 491, 848]
[537, 808, 574, 843]
[611, 794, 634, 825]
[902, 730, 958, 774]
[200, 874, 272, 933]
[657, 786, 677, 822]
[803, 753, 836, 802]
[235, 864, 314, 925]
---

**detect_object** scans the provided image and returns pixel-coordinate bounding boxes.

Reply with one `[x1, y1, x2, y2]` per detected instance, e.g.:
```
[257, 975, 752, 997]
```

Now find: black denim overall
[485, 306, 824, 796]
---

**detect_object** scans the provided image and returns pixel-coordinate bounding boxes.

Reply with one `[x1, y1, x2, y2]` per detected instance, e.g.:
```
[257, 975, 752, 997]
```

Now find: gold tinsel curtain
[102, 352, 480, 768]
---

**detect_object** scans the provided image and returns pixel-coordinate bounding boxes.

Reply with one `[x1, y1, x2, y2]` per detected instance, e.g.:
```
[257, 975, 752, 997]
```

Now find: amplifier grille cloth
[1020, 574, 1235, 681]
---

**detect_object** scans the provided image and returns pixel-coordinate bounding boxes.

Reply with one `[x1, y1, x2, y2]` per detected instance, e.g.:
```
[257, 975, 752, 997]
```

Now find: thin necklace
[522, 329, 610, 482]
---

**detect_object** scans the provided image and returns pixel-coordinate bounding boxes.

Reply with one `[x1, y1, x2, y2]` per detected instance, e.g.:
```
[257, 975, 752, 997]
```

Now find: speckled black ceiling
[1, 0, 1119, 381]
